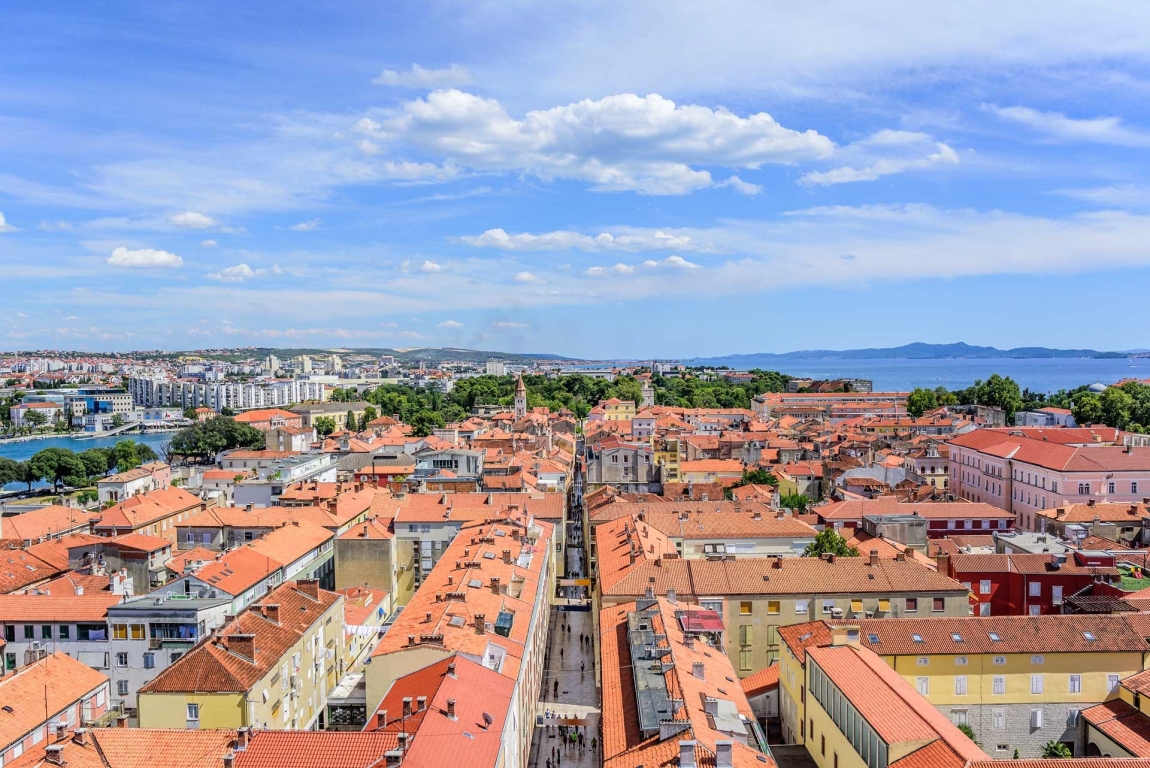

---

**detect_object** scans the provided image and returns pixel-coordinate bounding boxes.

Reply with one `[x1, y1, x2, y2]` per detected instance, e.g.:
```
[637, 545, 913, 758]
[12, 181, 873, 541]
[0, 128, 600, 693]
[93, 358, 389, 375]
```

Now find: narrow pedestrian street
[529, 458, 600, 768]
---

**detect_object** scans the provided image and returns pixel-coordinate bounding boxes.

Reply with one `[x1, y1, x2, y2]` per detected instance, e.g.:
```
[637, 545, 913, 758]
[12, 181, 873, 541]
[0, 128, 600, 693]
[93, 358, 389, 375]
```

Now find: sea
[0, 431, 174, 491]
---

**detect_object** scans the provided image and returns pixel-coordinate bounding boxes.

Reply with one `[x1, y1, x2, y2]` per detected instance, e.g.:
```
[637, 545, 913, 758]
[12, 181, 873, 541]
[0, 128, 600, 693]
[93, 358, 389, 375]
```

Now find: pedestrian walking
[580, 660, 585, 673]
[591, 736, 597, 752]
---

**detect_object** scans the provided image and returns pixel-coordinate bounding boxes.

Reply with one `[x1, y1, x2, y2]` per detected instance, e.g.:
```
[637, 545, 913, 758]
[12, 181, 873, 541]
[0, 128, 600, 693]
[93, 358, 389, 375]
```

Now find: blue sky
[4, 1, 1150, 359]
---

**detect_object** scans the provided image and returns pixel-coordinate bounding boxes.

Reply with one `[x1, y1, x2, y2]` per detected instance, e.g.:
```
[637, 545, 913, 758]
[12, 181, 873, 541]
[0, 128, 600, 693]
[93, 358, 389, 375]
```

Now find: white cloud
[37, 220, 73, 232]
[207, 263, 269, 282]
[373, 64, 474, 89]
[586, 255, 699, 276]
[513, 271, 545, 283]
[367, 90, 833, 195]
[289, 218, 322, 231]
[1053, 184, 1150, 208]
[983, 104, 1150, 146]
[716, 175, 763, 195]
[0, 213, 17, 232]
[107, 246, 183, 269]
[168, 211, 216, 229]
[201, 239, 218, 247]
[437, 319, 464, 328]
[419, 260, 442, 272]
[460, 227, 709, 252]
[799, 142, 959, 186]
[492, 321, 530, 329]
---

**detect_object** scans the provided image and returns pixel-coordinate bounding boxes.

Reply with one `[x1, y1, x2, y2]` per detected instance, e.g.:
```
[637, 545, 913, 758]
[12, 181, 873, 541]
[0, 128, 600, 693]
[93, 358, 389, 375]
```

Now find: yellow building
[779, 614, 1150, 759]
[138, 580, 345, 731]
[598, 397, 636, 421]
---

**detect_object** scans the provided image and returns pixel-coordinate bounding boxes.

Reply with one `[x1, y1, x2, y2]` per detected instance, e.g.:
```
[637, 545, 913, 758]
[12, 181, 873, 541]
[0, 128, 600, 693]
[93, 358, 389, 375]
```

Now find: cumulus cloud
[716, 175, 763, 195]
[491, 321, 530, 329]
[373, 64, 473, 89]
[419, 260, 442, 272]
[107, 246, 183, 269]
[168, 211, 216, 229]
[460, 227, 708, 252]
[207, 263, 272, 282]
[201, 239, 218, 247]
[983, 104, 1150, 146]
[437, 319, 464, 328]
[289, 218, 322, 231]
[514, 271, 545, 283]
[799, 142, 959, 186]
[362, 90, 833, 195]
[0, 213, 17, 232]
[586, 255, 699, 276]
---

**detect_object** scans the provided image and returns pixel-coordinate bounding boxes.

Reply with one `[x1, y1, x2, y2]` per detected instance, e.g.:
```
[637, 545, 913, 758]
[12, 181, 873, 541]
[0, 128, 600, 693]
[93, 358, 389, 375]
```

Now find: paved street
[529, 507, 600, 768]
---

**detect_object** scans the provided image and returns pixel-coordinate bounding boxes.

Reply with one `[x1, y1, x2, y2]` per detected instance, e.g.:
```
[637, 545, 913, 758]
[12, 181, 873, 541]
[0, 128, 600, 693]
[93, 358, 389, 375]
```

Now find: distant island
[687, 342, 1131, 367]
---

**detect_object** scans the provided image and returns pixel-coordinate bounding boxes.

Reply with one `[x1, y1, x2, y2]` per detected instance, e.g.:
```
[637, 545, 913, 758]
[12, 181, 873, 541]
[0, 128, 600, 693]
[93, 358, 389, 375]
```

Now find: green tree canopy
[802, 527, 860, 558]
[907, 387, 938, 418]
[315, 416, 336, 436]
[29, 447, 87, 492]
[1041, 741, 1072, 759]
[169, 417, 265, 461]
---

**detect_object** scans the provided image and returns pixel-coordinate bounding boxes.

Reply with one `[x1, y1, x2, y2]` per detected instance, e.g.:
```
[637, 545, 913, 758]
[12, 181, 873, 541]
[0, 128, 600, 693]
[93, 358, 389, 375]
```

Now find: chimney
[715, 740, 734, 768]
[45, 746, 65, 765]
[490, 577, 501, 594]
[73, 729, 87, 747]
[236, 727, 250, 750]
[679, 740, 697, 768]
[684, 633, 695, 650]
[868, 549, 879, 566]
[667, 588, 677, 604]
[692, 661, 705, 680]
[425, 611, 432, 623]
[502, 549, 512, 564]
[328, 499, 339, 514]
[407, 635, 417, 647]
[403, 697, 413, 717]
[200, 501, 208, 512]
[245, 503, 253, 513]
[773, 556, 783, 569]
[475, 614, 486, 634]
[261, 604, 280, 624]
[1088, 498, 1097, 506]
[228, 634, 256, 661]
[75, 584, 84, 596]
[296, 579, 319, 601]
[376, 709, 388, 730]
[644, 586, 655, 600]
[416, 695, 427, 711]
[936, 552, 950, 575]
[447, 661, 456, 677]
[223, 753, 235, 768]
[446, 698, 457, 719]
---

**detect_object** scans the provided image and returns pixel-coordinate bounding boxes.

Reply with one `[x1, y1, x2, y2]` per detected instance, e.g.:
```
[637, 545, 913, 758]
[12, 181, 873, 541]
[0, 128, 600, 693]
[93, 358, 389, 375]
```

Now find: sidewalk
[528, 521, 600, 767]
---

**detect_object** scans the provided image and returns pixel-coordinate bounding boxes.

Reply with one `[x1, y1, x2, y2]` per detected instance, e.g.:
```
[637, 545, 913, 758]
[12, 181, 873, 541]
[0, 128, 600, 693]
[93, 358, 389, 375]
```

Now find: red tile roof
[0, 652, 109, 752]
[1081, 699, 1150, 757]
[739, 664, 779, 698]
[1, 506, 100, 543]
[236, 731, 400, 768]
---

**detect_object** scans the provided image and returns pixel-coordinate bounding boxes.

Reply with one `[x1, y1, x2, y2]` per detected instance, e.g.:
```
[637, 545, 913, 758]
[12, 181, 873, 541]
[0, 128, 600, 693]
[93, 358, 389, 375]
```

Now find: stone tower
[514, 373, 527, 420]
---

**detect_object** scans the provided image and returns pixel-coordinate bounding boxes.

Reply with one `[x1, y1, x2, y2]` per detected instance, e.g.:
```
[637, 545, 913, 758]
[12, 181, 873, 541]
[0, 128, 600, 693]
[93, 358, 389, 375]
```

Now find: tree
[802, 527, 860, 558]
[359, 405, 378, 431]
[780, 493, 811, 511]
[1072, 392, 1104, 426]
[29, 447, 87, 492]
[0, 457, 20, 488]
[220, 406, 235, 417]
[183, 407, 199, 420]
[956, 723, 977, 744]
[110, 414, 125, 429]
[976, 374, 1024, 420]
[907, 388, 938, 418]
[346, 409, 357, 432]
[409, 409, 446, 437]
[24, 409, 48, 429]
[77, 448, 109, 479]
[111, 439, 143, 473]
[315, 416, 337, 437]
[1041, 741, 1072, 759]
[76, 489, 98, 507]
[15, 461, 38, 492]
[168, 416, 265, 462]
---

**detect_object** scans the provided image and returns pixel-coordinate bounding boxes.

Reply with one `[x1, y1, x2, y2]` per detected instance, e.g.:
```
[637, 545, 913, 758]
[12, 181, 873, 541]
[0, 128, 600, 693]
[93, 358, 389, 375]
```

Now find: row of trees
[167, 416, 265, 462]
[0, 439, 158, 493]
[906, 374, 1150, 432]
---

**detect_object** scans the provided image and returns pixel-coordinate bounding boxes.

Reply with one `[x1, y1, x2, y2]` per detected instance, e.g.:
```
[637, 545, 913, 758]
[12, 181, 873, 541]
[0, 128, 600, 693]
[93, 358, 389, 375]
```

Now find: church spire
[514, 373, 527, 420]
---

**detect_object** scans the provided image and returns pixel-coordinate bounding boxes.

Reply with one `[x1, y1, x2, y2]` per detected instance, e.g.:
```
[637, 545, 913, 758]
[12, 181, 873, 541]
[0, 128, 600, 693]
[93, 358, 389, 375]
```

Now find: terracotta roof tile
[0, 653, 109, 751]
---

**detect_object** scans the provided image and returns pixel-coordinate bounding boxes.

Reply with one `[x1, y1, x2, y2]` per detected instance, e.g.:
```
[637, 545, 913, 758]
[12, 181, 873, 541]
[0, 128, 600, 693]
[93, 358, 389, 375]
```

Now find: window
[144, 652, 155, 669]
[117, 680, 129, 696]
[768, 601, 781, 615]
[933, 597, 945, 612]
[58, 625, 69, 639]
[956, 656, 968, 666]
[850, 599, 863, 613]
[1084, 632, 1097, 642]
[1031, 655, 1044, 665]
[1029, 582, 1041, 597]
[1109, 482, 1116, 494]
[3, 625, 13, 642]
[1052, 482, 1057, 493]
[822, 600, 836, 614]
[917, 657, 929, 666]
[24, 625, 34, 639]
[917, 677, 929, 695]
[187, 703, 200, 727]
[993, 710, 1005, 729]
[905, 598, 918, 613]
[878, 598, 891, 612]
[1052, 586, 1063, 605]
[794, 602, 808, 615]
[112, 624, 128, 640]
[1079, 483, 1090, 495]
[116, 652, 128, 667]
[41, 625, 51, 639]
[993, 676, 1005, 695]
[988, 632, 1001, 642]
[953, 710, 968, 725]
[1109, 674, 1121, 691]
[980, 580, 992, 594]
[130, 624, 145, 640]
[1134, 482, 1140, 494]
[1069, 674, 1081, 693]
[912, 634, 925, 644]
[740, 601, 752, 616]
[739, 649, 753, 671]
[1031, 674, 1044, 694]
[955, 676, 968, 695]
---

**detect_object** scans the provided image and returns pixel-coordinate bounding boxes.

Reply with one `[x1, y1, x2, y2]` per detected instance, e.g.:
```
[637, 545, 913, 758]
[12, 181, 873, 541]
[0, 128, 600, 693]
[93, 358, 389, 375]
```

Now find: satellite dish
[482, 712, 493, 729]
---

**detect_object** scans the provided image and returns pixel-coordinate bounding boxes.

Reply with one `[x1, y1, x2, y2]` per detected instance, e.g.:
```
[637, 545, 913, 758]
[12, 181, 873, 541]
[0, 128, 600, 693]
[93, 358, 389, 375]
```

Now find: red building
[943, 551, 1119, 616]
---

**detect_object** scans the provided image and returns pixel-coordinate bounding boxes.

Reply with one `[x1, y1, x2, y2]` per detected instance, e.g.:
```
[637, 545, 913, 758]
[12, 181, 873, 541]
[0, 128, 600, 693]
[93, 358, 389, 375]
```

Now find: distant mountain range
[687, 342, 1131, 367]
